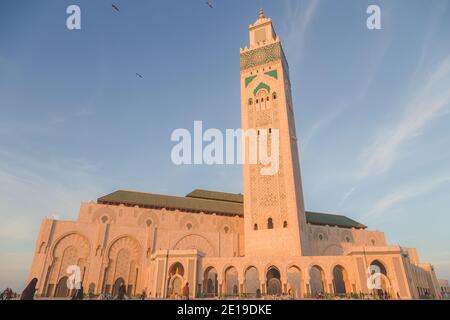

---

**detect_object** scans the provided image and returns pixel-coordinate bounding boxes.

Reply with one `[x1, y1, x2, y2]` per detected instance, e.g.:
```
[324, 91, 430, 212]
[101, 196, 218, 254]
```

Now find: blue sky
[0, 0, 449, 291]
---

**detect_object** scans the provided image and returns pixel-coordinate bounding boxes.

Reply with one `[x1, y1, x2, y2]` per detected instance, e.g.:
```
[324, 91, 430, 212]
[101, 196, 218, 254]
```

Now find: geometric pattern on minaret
[240, 8, 310, 256]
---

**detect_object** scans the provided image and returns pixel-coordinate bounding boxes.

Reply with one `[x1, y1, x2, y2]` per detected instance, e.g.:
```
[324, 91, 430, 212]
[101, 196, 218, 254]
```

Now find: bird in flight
[112, 4, 120, 12]
[135, 73, 143, 79]
[205, 0, 213, 9]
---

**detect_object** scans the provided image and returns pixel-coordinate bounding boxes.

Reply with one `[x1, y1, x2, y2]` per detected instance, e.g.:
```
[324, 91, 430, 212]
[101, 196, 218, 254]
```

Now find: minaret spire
[259, 7, 265, 19]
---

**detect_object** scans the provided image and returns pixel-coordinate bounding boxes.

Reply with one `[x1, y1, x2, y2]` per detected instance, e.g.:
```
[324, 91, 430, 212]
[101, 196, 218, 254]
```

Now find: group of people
[168, 282, 190, 300]
[16, 278, 131, 300]
[97, 284, 128, 300]
[0, 287, 16, 300]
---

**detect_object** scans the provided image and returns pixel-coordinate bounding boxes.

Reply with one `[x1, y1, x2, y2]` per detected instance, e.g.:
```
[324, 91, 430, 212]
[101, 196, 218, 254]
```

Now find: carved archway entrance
[167, 262, 184, 298]
[54, 276, 70, 298]
[203, 267, 218, 297]
[112, 277, 125, 298]
[266, 266, 282, 296]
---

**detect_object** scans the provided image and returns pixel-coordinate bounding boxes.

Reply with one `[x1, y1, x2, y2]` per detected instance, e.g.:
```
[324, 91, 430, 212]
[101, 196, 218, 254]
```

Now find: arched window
[186, 223, 193, 230]
[267, 218, 273, 229]
[146, 219, 153, 227]
[254, 224, 258, 230]
[248, 98, 253, 106]
[224, 226, 229, 233]
[283, 221, 288, 228]
[272, 92, 277, 100]
[266, 96, 270, 101]
[101, 215, 109, 224]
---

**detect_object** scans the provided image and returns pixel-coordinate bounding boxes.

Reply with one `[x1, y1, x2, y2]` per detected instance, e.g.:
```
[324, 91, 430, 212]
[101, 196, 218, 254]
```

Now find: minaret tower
[240, 9, 310, 256]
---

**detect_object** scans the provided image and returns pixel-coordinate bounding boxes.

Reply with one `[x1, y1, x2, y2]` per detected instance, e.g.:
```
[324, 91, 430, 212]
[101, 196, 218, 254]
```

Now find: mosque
[27, 9, 443, 299]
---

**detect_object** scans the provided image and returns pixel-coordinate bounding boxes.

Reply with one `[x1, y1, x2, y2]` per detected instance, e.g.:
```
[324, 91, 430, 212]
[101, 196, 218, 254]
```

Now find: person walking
[116, 284, 127, 300]
[71, 285, 84, 300]
[20, 278, 38, 300]
[182, 282, 190, 300]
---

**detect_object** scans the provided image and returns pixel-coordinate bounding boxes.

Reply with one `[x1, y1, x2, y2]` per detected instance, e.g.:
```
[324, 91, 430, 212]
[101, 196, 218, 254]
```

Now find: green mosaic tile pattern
[264, 69, 278, 79]
[245, 75, 257, 87]
[253, 82, 270, 96]
[240, 43, 282, 71]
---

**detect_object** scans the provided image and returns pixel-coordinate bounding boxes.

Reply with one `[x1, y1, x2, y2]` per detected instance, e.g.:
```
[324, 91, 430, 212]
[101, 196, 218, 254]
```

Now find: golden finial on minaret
[259, 7, 265, 19]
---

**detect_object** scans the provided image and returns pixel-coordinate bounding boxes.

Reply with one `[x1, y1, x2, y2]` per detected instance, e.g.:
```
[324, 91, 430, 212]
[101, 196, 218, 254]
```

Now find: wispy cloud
[361, 174, 450, 220]
[282, 0, 320, 69]
[339, 187, 356, 208]
[0, 149, 105, 290]
[301, 101, 346, 153]
[356, 55, 450, 180]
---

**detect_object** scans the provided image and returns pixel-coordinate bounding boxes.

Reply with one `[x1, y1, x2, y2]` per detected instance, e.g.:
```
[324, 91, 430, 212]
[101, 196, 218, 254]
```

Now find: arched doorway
[103, 236, 141, 297]
[369, 260, 392, 299]
[203, 267, 218, 297]
[112, 277, 125, 298]
[370, 260, 387, 275]
[266, 266, 282, 296]
[88, 283, 95, 297]
[167, 262, 184, 298]
[309, 265, 325, 297]
[244, 266, 260, 297]
[332, 265, 349, 296]
[171, 276, 183, 296]
[224, 266, 239, 297]
[54, 276, 70, 298]
[287, 266, 302, 298]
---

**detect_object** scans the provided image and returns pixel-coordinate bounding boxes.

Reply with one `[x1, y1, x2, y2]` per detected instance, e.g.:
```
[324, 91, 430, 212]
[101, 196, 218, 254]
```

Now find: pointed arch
[253, 82, 271, 96]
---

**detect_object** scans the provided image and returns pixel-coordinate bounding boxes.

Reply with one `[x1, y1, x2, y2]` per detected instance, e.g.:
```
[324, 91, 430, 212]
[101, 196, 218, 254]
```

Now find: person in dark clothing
[21, 278, 38, 300]
[183, 282, 190, 300]
[116, 284, 127, 300]
[71, 285, 84, 300]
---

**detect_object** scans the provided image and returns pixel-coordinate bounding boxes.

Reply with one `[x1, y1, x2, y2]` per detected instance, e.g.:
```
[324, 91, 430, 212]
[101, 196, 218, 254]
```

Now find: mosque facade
[27, 9, 443, 300]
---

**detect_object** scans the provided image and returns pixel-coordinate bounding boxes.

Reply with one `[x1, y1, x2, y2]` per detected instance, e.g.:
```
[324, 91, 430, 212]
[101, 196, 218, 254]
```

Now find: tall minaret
[240, 9, 310, 256]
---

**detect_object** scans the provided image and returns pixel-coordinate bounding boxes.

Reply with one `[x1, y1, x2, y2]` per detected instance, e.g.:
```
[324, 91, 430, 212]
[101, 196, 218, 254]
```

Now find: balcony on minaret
[246, 8, 279, 50]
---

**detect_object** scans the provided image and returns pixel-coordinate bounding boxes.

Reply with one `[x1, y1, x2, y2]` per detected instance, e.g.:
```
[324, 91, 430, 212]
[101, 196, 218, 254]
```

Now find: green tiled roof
[98, 190, 243, 216]
[186, 189, 243, 203]
[305, 211, 366, 229]
[97, 189, 366, 229]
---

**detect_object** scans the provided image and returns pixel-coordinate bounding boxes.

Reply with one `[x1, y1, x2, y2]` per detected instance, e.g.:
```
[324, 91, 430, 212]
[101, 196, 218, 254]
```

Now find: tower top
[242, 8, 278, 51]
[259, 7, 265, 19]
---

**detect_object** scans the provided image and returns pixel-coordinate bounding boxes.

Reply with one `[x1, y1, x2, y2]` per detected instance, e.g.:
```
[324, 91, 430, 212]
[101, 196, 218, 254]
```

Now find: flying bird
[205, 0, 213, 9]
[135, 73, 143, 79]
[112, 4, 120, 12]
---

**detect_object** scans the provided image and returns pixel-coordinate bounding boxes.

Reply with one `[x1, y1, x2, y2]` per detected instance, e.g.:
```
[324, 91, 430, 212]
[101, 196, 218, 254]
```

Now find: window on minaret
[267, 218, 273, 229]
[283, 221, 287, 228]
[254, 224, 258, 230]
[248, 98, 253, 105]
[272, 92, 277, 100]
